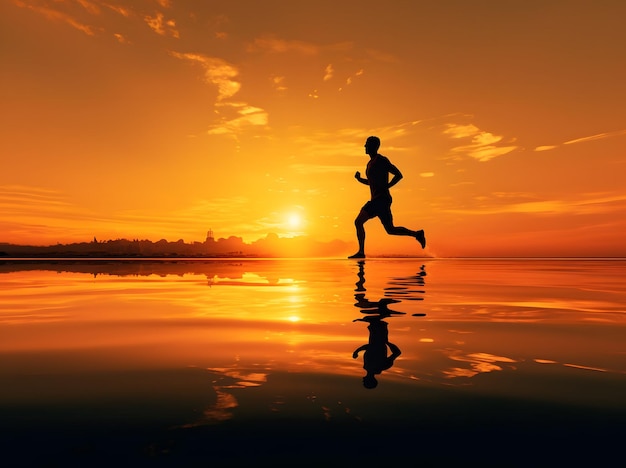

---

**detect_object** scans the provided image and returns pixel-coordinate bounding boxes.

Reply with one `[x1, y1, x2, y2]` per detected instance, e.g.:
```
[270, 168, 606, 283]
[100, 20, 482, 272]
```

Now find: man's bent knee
[355, 212, 370, 226]
[381, 221, 396, 234]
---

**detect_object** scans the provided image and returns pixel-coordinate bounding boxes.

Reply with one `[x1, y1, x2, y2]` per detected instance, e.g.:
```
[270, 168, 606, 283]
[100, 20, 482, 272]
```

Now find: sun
[287, 213, 301, 229]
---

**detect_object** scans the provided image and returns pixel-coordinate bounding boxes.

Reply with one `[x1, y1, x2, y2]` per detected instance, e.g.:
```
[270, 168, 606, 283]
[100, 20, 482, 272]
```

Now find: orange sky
[1, 0, 625, 257]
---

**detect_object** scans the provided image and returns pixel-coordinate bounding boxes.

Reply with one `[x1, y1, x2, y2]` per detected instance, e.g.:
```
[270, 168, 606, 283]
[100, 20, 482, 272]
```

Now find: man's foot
[348, 252, 365, 259]
[415, 230, 426, 249]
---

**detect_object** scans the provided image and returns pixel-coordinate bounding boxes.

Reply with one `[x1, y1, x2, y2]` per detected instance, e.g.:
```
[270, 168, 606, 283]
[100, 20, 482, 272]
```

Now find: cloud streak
[248, 35, 320, 55]
[443, 123, 518, 162]
[534, 129, 626, 152]
[443, 192, 626, 217]
[564, 129, 626, 145]
[208, 102, 269, 135]
[13, 0, 96, 36]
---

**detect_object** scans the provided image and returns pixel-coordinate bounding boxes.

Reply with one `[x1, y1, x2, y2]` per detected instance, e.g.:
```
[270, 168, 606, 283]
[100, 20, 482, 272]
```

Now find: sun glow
[287, 213, 302, 229]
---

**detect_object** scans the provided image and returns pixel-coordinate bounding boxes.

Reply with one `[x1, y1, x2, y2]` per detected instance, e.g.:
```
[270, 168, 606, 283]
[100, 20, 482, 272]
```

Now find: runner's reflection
[352, 261, 426, 388]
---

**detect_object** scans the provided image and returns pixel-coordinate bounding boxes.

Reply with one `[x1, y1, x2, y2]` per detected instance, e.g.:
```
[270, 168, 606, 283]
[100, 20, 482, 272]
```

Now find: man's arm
[387, 164, 403, 189]
[387, 342, 401, 360]
[353, 344, 368, 358]
[354, 171, 369, 185]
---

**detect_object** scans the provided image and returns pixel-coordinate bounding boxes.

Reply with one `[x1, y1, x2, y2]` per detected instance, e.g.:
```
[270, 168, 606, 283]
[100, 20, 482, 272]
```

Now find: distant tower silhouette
[206, 229, 214, 243]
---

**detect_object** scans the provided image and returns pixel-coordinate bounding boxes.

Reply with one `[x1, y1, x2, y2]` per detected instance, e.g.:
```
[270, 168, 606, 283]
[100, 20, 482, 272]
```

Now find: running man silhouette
[349, 136, 426, 259]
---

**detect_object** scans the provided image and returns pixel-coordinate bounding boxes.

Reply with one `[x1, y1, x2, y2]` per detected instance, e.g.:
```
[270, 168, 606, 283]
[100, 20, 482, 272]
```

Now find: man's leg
[349, 210, 370, 258]
[380, 210, 426, 249]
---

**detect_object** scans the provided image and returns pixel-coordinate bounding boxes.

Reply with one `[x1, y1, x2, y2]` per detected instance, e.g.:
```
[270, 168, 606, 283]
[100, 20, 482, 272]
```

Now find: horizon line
[1, 256, 625, 261]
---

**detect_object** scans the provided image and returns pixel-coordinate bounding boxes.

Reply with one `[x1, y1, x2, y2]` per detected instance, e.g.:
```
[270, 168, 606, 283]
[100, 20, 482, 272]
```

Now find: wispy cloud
[249, 36, 356, 56]
[443, 192, 626, 216]
[308, 66, 365, 97]
[443, 123, 518, 162]
[342, 69, 363, 88]
[564, 129, 626, 145]
[533, 129, 626, 152]
[170, 52, 240, 100]
[13, 0, 96, 36]
[0, 185, 118, 243]
[534, 145, 558, 152]
[144, 12, 179, 38]
[323, 64, 334, 81]
[105, 3, 132, 17]
[208, 102, 269, 135]
[248, 35, 368, 99]
[11, 0, 152, 39]
[271, 75, 287, 92]
[0, 185, 72, 212]
[170, 51, 271, 136]
[113, 33, 130, 44]
[248, 35, 320, 55]
[75, 0, 100, 15]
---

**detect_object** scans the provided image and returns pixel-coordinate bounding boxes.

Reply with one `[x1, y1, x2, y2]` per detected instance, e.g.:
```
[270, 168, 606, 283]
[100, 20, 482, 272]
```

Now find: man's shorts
[361, 196, 393, 223]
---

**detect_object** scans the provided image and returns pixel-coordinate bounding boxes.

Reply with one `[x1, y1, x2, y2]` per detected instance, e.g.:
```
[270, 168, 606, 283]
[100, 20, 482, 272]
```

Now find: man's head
[363, 374, 378, 389]
[364, 136, 380, 155]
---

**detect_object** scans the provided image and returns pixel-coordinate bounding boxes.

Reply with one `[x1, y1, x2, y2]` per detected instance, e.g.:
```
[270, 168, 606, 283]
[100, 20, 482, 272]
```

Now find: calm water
[1, 258, 624, 466]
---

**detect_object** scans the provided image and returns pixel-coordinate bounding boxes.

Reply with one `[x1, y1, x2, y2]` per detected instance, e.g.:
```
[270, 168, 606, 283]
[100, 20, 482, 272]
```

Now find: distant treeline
[0, 234, 351, 258]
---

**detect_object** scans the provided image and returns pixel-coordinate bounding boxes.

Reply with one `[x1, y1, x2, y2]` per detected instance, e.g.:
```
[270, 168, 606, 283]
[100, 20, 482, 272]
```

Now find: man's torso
[366, 154, 392, 200]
